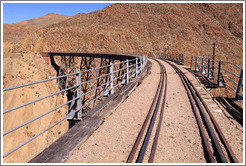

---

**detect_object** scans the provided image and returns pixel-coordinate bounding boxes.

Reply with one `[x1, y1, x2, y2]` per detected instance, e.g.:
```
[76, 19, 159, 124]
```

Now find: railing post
[208, 58, 214, 79]
[236, 68, 243, 100]
[143, 55, 145, 68]
[76, 69, 82, 119]
[217, 60, 224, 86]
[140, 56, 143, 72]
[202, 55, 205, 74]
[145, 55, 147, 67]
[190, 56, 193, 69]
[126, 59, 129, 84]
[136, 57, 138, 76]
[211, 58, 214, 78]
[110, 62, 114, 95]
[212, 42, 215, 78]
[195, 57, 199, 71]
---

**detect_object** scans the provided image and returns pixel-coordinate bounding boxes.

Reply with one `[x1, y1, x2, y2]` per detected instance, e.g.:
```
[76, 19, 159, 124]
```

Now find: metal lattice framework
[2, 53, 147, 159]
[50, 53, 138, 116]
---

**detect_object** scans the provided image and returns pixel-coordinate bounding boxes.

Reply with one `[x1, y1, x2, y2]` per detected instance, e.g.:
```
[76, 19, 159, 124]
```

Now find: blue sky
[3, 3, 114, 23]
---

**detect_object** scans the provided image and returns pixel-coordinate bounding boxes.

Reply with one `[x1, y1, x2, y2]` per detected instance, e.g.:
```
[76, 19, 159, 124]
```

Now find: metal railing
[3, 55, 147, 159]
[161, 53, 184, 65]
[193, 55, 243, 101]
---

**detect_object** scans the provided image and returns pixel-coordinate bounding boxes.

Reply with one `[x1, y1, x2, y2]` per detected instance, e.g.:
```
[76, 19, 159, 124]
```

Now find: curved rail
[164, 59, 238, 163]
[127, 58, 167, 163]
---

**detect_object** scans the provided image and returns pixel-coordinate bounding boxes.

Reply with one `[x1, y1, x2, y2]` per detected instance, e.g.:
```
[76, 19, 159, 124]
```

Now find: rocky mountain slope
[2, 3, 243, 162]
[3, 13, 71, 163]
[3, 13, 70, 44]
[21, 3, 243, 67]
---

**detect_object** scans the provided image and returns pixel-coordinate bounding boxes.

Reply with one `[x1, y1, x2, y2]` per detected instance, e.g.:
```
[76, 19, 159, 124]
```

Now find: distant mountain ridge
[3, 13, 71, 43]
[17, 13, 71, 27]
[21, 3, 242, 67]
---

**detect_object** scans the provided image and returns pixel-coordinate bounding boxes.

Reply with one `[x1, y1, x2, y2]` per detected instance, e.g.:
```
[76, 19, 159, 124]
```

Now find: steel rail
[136, 59, 165, 163]
[221, 61, 242, 70]
[181, 69, 228, 163]
[189, 77, 239, 163]
[223, 75, 238, 87]
[3, 84, 79, 114]
[3, 95, 80, 136]
[112, 64, 135, 74]
[113, 58, 136, 65]
[4, 62, 138, 136]
[3, 64, 111, 92]
[3, 72, 111, 114]
[148, 59, 167, 162]
[167, 61, 229, 163]
[3, 79, 113, 136]
[4, 64, 137, 135]
[3, 58, 139, 92]
[4, 62, 137, 114]
[197, 56, 220, 63]
[127, 59, 164, 163]
[3, 91, 107, 158]
[215, 97, 243, 125]
[187, 67, 236, 163]
[225, 84, 237, 93]
[3, 56, 147, 160]
[181, 74, 216, 162]
[220, 68, 240, 78]
[164, 60, 216, 162]
[3, 72, 79, 92]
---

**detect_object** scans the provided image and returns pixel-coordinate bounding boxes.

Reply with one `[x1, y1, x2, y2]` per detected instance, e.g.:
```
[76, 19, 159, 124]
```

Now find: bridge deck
[30, 59, 243, 163]
[29, 58, 150, 163]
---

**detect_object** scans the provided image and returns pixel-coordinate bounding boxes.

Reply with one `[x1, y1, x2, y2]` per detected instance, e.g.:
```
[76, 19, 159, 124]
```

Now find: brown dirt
[2, 3, 243, 163]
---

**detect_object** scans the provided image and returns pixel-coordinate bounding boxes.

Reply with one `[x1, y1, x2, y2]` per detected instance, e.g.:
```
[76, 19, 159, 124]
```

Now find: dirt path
[65, 59, 207, 163]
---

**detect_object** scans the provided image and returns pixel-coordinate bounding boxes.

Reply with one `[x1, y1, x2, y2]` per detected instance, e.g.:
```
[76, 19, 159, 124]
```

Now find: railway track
[127, 58, 167, 163]
[164, 59, 239, 163]
[127, 58, 238, 163]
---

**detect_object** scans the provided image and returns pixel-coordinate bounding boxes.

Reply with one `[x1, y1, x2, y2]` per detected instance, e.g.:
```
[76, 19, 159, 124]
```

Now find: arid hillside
[3, 13, 71, 163]
[2, 3, 243, 163]
[21, 3, 243, 67]
[3, 13, 71, 44]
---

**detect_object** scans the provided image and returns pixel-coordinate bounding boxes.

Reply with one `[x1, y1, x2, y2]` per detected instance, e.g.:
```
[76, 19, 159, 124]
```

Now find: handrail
[193, 56, 243, 101]
[3, 55, 147, 159]
[196, 56, 242, 69]
[221, 60, 242, 70]
[3, 59, 136, 92]
[223, 75, 238, 87]
[4, 64, 137, 114]
[221, 68, 240, 78]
